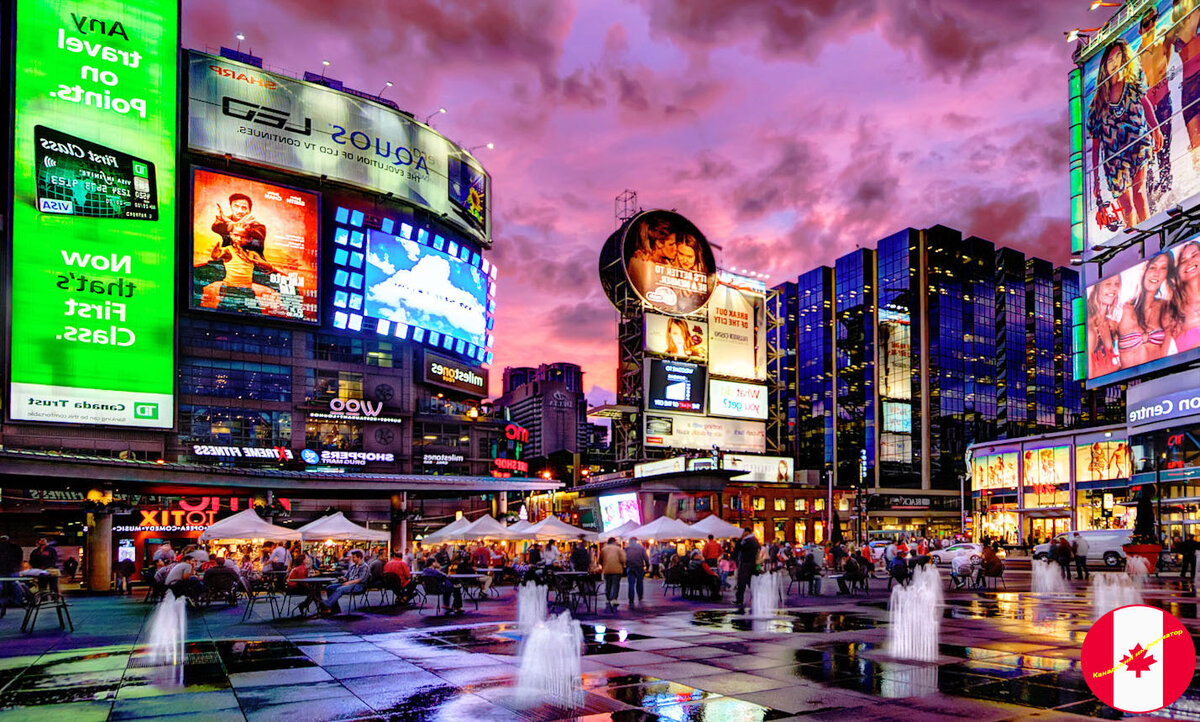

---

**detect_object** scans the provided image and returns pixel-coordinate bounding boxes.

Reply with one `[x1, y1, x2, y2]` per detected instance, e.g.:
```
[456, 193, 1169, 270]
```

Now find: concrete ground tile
[322, 659, 422, 680]
[629, 660, 727, 679]
[226, 665, 332, 689]
[682, 671, 793, 695]
[585, 651, 675, 667]
[242, 694, 373, 722]
[703, 653, 800, 671]
[108, 690, 241, 720]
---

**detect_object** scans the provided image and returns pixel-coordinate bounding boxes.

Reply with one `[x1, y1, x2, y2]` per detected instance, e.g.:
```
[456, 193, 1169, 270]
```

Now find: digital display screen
[1076, 440, 1131, 482]
[448, 152, 489, 235]
[9, 0, 178, 428]
[190, 169, 320, 323]
[364, 229, 491, 349]
[598, 493, 641, 532]
[708, 379, 768, 420]
[646, 359, 706, 413]
[708, 282, 766, 380]
[645, 313, 707, 362]
[970, 451, 1018, 491]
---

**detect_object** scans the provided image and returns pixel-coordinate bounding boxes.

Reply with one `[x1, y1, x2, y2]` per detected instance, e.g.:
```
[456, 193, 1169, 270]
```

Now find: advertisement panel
[879, 308, 912, 400]
[969, 451, 1019, 492]
[707, 283, 766, 380]
[722, 454, 794, 483]
[422, 351, 488, 397]
[364, 229, 491, 349]
[644, 413, 766, 453]
[10, 0, 177, 428]
[1080, 2, 1200, 253]
[621, 210, 716, 315]
[1084, 235, 1200, 383]
[634, 456, 686, 477]
[187, 51, 490, 242]
[1075, 440, 1132, 482]
[598, 493, 641, 531]
[708, 379, 768, 420]
[645, 359, 706, 413]
[190, 169, 319, 322]
[644, 313, 707, 362]
[1022, 446, 1071, 502]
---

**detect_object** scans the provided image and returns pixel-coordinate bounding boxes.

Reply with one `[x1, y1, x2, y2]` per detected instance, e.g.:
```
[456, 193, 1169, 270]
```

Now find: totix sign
[9, 0, 178, 428]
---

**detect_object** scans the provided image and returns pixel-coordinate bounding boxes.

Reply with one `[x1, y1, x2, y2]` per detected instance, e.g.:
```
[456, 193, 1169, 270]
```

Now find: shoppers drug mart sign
[9, 0, 178, 427]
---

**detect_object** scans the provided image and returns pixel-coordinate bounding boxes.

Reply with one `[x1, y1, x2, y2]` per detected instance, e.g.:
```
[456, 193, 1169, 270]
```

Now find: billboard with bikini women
[1085, 234, 1200, 382]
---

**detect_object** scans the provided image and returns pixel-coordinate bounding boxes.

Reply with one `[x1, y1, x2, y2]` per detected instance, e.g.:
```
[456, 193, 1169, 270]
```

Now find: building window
[838, 497, 850, 512]
[180, 319, 294, 356]
[179, 406, 292, 447]
[180, 359, 291, 402]
[814, 520, 825, 544]
[366, 340, 394, 368]
[695, 496, 712, 513]
[752, 496, 766, 511]
[312, 371, 363, 403]
[774, 519, 787, 540]
[773, 497, 786, 512]
[794, 498, 807, 512]
[305, 421, 363, 451]
[315, 334, 364, 363]
[678, 498, 690, 514]
[815, 498, 826, 512]
[730, 496, 742, 511]
[794, 521, 807, 543]
[413, 423, 471, 450]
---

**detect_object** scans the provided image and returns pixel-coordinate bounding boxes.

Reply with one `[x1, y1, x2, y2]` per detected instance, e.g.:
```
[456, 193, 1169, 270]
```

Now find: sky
[183, 0, 1104, 403]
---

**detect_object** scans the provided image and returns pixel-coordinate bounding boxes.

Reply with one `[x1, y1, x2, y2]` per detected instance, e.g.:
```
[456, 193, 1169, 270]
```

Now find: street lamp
[423, 107, 447, 124]
[378, 81, 393, 97]
[467, 142, 495, 152]
[1090, 1, 1120, 9]
[320, 59, 331, 78]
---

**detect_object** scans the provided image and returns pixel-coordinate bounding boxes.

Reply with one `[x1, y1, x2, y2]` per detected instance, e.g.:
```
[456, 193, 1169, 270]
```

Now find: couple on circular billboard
[623, 210, 716, 316]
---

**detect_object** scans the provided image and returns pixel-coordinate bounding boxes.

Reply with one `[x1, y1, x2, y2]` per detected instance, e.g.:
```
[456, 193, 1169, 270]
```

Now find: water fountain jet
[887, 564, 942, 662]
[1031, 559, 1070, 595]
[514, 611, 583, 709]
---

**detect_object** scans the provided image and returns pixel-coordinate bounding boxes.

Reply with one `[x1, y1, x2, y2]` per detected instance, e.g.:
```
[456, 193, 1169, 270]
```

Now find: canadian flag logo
[1082, 605, 1196, 713]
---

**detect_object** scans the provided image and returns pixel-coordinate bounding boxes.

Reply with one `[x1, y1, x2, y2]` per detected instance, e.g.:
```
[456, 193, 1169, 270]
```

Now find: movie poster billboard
[708, 283, 766, 380]
[191, 170, 319, 322]
[622, 210, 716, 315]
[1080, 1, 1200, 252]
[1083, 234, 1200, 383]
[644, 413, 766, 453]
[187, 51, 490, 243]
[1075, 440, 1132, 482]
[970, 451, 1019, 492]
[645, 313, 707, 362]
[1022, 446, 1071, 498]
[9, 0, 178, 428]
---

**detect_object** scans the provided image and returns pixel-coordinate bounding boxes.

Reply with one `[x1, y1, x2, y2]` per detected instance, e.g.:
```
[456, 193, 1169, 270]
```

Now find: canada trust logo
[1081, 604, 1195, 713]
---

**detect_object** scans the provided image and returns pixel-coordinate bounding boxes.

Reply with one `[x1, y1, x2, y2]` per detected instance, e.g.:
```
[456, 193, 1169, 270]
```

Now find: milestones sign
[9, 0, 178, 427]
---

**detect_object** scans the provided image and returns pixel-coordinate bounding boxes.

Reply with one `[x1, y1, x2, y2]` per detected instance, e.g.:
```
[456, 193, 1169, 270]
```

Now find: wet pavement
[0, 569, 1196, 720]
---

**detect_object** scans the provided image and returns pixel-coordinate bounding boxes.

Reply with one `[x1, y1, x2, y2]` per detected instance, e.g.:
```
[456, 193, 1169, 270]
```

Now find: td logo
[133, 403, 159, 420]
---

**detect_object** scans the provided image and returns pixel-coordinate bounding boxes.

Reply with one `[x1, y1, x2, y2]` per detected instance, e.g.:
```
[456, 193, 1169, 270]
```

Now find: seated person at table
[950, 552, 974, 590]
[837, 555, 864, 594]
[570, 539, 592, 573]
[527, 544, 542, 565]
[887, 554, 910, 588]
[542, 542, 560, 567]
[286, 553, 310, 588]
[976, 546, 1004, 587]
[383, 551, 416, 602]
[687, 551, 720, 598]
[800, 551, 821, 595]
[421, 562, 463, 615]
[319, 550, 369, 614]
[166, 555, 204, 602]
[488, 545, 506, 569]
[454, 555, 491, 592]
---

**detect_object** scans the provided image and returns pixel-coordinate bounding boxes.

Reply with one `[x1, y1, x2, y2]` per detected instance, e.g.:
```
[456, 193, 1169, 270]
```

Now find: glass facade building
[772, 225, 1123, 536]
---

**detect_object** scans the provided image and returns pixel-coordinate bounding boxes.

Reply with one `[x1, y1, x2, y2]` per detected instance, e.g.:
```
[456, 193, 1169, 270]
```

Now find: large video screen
[970, 451, 1018, 492]
[1076, 440, 1132, 482]
[1080, 2, 1200, 251]
[645, 359, 706, 413]
[709, 379, 768, 420]
[190, 169, 320, 323]
[9, 0, 177, 428]
[645, 313, 707, 362]
[364, 229, 491, 349]
[1084, 235, 1200, 383]
[598, 493, 641, 532]
[644, 413, 766, 453]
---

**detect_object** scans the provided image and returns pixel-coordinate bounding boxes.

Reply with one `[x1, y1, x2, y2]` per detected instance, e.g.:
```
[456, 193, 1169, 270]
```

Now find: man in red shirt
[702, 535, 722, 568]
[383, 551, 412, 586]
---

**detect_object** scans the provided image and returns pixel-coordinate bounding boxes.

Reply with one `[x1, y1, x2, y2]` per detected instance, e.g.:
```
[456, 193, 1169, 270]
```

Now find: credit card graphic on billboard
[34, 125, 158, 220]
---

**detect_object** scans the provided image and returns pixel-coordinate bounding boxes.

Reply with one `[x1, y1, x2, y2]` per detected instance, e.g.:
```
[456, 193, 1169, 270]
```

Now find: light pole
[423, 107, 446, 124]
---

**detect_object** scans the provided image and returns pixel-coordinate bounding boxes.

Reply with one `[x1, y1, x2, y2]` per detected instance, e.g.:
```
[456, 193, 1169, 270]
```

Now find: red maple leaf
[1121, 644, 1157, 678]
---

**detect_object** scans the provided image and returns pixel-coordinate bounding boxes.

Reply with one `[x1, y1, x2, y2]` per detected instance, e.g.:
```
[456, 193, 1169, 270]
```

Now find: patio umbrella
[689, 514, 745, 539]
[629, 516, 706, 541]
[296, 511, 390, 542]
[420, 516, 473, 545]
[830, 509, 845, 545]
[520, 515, 598, 542]
[198, 509, 301, 543]
[606, 520, 641, 540]
[459, 514, 512, 541]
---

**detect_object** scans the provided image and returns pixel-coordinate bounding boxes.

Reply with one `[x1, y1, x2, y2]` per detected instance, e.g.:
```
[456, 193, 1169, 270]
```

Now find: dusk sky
[183, 0, 1103, 403]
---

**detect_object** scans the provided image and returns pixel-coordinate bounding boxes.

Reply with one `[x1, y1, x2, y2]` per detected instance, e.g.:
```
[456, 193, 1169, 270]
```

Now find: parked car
[929, 543, 1007, 565]
[1032, 529, 1132, 568]
[868, 540, 892, 561]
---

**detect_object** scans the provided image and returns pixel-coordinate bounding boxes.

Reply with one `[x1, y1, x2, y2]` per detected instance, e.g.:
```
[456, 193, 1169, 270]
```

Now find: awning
[296, 511, 390, 542]
[628, 516, 707, 541]
[199, 509, 301, 542]
[689, 514, 745, 539]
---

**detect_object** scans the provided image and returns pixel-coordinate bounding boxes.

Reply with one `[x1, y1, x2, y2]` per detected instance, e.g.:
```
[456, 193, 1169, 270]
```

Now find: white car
[868, 540, 892, 561]
[1033, 529, 1132, 568]
[930, 543, 985, 565]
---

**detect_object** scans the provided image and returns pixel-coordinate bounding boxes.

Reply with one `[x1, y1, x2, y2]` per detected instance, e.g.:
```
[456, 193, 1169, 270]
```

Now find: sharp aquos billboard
[9, 0, 178, 428]
[187, 51, 490, 243]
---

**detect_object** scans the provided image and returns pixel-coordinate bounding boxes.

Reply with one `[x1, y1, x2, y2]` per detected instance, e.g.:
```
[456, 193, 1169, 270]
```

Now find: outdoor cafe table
[239, 570, 289, 622]
[286, 576, 339, 616]
[447, 573, 488, 605]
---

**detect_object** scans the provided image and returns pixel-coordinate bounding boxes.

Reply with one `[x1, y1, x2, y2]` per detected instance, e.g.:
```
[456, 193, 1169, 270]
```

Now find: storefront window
[1021, 446, 1070, 509]
[794, 521, 807, 543]
[814, 520, 824, 544]
[774, 519, 787, 541]
[773, 498, 786, 512]
[794, 498, 807, 512]
[305, 421, 363, 451]
[695, 496, 712, 513]
[752, 522, 765, 543]
[838, 497, 850, 512]
[678, 498, 690, 514]
[815, 498, 826, 512]
[1076, 489, 1133, 531]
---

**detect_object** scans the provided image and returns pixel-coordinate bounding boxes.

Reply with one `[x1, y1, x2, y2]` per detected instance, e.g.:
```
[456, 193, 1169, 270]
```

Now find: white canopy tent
[517, 515, 598, 542]
[458, 514, 511, 541]
[505, 519, 532, 535]
[628, 516, 707, 541]
[420, 516, 473, 545]
[198, 509, 302, 543]
[605, 520, 642, 540]
[296, 512, 390, 542]
[689, 514, 746, 540]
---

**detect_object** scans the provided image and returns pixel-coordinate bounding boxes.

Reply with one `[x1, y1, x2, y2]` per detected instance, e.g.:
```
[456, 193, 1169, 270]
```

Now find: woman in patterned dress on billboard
[1087, 39, 1162, 228]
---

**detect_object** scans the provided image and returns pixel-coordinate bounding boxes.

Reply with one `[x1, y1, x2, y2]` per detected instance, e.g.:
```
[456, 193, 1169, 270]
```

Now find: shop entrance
[1028, 517, 1070, 545]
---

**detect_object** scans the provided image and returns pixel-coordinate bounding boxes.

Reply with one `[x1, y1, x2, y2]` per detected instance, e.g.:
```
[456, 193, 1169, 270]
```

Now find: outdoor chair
[416, 577, 452, 615]
[202, 569, 241, 608]
[142, 570, 166, 604]
[21, 590, 72, 633]
[572, 576, 601, 614]
[547, 574, 577, 613]
[662, 565, 685, 597]
[983, 566, 1006, 591]
[787, 566, 811, 597]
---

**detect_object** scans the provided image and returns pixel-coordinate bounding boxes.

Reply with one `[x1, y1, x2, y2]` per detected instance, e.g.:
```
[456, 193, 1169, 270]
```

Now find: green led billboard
[9, 0, 177, 427]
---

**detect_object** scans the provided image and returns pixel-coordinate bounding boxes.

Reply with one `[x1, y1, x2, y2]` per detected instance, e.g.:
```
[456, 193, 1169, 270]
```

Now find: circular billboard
[621, 210, 716, 316]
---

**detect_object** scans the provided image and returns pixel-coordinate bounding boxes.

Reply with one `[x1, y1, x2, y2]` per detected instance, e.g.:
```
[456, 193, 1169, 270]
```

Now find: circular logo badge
[300, 449, 320, 465]
[1081, 604, 1195, 713]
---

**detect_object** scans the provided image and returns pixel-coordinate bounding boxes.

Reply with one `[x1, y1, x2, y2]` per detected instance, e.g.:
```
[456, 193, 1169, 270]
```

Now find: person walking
[1056, 537, 1074, 581]
[599, 537, 626, 612]
[625, 536, 647, 605]
[1180, 534, 1197, 583]
[1072, 532, 1090, 580]
[733, 528, 760, 614]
